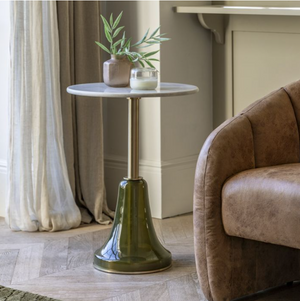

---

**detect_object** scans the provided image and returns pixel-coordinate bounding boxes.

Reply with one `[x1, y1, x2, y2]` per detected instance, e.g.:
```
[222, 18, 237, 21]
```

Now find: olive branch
[95, 11, 170, 69]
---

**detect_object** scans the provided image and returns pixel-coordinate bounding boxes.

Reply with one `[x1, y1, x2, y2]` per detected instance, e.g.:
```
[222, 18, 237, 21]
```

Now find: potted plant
[95, 12, 170, 87]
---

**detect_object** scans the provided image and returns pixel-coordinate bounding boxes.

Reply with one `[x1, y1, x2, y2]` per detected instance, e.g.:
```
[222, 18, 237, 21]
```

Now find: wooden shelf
[175, 5, 300, 44]
[175, 5, 300, 16]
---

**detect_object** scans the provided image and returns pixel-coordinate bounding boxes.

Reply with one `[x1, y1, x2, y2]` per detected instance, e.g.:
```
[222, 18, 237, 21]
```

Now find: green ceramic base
[93, 179, 172, 274]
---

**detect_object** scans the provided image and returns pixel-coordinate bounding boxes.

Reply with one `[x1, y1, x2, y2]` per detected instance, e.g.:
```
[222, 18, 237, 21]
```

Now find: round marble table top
[67, 82, 199, 98]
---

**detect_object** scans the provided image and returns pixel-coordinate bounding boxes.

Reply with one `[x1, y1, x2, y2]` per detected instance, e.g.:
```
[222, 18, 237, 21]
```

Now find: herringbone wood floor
[0, 214, 300, 301]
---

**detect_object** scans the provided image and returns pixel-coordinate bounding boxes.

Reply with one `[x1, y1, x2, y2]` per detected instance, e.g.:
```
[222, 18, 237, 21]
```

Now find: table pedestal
[93, 98, 172, 274]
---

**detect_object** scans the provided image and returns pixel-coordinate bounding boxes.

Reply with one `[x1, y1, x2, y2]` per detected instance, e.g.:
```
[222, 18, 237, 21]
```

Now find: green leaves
[95, 41, 110, 54]
[113, 11, 123, 29]
[123, 37, 131, 50]
[104, 27, 112, 43]
[109, 13, 114, 27]
[97, 13, 170, 69]
[132, 26, 170, 51]
[113, 26, 125, 38]
[112, 39, 122, 48]
[149, 26, 160, 39]
[154, 37, 170, 42]
[100, 12, 125, 54]
[120, 32, 126, 48]
[131, 28, 149, 47]
[145, 60, 155, 68]
[138, 60, 145, 67]
[101, 15, 111, 33]
[144, 50, 159, 58]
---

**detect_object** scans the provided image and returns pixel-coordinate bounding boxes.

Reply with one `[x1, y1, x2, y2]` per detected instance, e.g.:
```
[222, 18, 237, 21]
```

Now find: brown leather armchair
[194, 80, 300, 301]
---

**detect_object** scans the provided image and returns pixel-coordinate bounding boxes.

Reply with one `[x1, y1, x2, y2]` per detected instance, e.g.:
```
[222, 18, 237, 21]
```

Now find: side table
[67, 83, 199, 274]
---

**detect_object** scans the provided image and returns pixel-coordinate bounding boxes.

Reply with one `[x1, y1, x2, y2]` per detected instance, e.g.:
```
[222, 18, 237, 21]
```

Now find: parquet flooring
[0, 214, 299, 301]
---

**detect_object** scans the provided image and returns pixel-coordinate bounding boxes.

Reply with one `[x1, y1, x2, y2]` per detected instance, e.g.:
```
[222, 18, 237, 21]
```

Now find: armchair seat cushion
[222, 163, 300, 250]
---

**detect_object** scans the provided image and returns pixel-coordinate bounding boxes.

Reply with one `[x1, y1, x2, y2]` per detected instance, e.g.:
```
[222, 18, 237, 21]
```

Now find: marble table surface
[67, 82, 199, 98]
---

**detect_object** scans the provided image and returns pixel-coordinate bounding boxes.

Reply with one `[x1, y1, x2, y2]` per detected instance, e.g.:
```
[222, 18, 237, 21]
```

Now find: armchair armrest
[194, 115, 255, 300]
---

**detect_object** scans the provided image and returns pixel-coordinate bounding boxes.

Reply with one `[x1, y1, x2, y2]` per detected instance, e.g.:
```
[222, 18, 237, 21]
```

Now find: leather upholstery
[242, 89, 299, 167]
[284, 81, 300, 142]
[223, 163, 300, 250]
[194, 115, 255, 301]
[194, 80, 300, 301]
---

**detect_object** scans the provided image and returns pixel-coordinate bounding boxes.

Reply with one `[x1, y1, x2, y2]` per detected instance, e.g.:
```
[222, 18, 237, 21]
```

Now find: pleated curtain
[7, 1, 81, 231]
[7, 1, 113, 231]
[56, 1, 114, 224]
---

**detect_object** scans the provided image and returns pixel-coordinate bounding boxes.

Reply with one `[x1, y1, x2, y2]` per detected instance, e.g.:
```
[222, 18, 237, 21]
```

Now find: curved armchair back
[194, 80, 300, 301]
[242, 87, 299, 167]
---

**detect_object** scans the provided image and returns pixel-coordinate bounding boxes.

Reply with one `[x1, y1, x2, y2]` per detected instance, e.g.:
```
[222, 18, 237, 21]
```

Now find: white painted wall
[101, 1, 163, 216]
[0, 1, 10, 217]
[160, 1, 212, 217]
[102, 1, 213, 218]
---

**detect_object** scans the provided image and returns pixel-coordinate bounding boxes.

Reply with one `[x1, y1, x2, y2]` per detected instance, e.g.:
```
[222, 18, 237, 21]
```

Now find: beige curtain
[57, 1, 114, 224]
[8, 1, 81, 231]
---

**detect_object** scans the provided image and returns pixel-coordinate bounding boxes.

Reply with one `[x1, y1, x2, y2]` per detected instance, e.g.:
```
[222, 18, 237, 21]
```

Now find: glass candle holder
[130, 68, 158, 90]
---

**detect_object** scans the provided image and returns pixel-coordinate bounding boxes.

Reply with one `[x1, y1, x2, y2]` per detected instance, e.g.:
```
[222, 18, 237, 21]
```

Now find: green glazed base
[94, 179, 172, 274]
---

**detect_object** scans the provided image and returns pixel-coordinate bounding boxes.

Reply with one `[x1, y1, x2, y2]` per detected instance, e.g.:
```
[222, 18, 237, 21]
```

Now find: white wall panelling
[233, 30, 300, 114]
[213, 14, 300, 127]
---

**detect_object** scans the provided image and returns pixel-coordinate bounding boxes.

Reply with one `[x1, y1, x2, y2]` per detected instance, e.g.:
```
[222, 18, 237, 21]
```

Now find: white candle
[130, 78, 158, 90]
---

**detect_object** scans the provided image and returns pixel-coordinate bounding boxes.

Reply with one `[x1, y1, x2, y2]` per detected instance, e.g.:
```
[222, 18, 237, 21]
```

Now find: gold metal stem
[127, 97, 140, 180]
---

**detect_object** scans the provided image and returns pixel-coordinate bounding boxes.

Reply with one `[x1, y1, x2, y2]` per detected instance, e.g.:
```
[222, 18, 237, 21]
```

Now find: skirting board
[0, 160, 7, 217]
[0, 156, 197, 219]
[104, 154, 198, 219]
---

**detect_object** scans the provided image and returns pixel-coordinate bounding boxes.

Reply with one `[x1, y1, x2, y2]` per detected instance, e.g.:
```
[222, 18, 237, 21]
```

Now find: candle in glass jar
[130, 77, 158, 90]
[130, 68, 158, 90]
